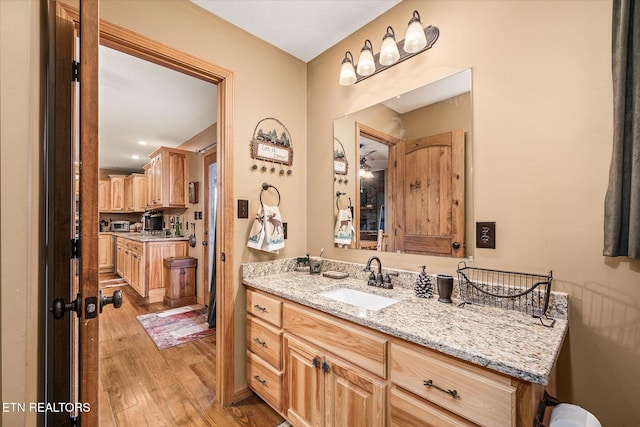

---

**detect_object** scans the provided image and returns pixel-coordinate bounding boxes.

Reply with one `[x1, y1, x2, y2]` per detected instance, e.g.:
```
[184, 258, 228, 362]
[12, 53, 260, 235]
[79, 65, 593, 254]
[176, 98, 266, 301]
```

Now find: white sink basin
[319, 288, 399, 312]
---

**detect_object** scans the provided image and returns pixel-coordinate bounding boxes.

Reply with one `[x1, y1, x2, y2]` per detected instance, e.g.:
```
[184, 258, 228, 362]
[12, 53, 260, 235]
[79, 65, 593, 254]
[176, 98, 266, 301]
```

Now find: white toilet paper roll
[549, 403, 602, 427]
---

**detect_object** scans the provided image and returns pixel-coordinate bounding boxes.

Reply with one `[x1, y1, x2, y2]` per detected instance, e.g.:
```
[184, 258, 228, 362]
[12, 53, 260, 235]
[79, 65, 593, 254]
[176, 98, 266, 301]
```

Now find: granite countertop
[242, 267, 568, 385]
[100, 231, 189, 242]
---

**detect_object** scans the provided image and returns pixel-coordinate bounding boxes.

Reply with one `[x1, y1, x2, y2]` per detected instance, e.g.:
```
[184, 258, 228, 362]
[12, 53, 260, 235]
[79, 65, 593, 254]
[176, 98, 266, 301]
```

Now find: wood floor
[99, 282, 284, 426]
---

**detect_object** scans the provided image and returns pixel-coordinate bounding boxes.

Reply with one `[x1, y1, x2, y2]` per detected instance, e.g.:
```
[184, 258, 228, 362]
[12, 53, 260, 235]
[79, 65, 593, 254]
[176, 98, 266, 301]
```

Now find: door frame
[202, 149, 217, 307]
[58, 2, 236, 406]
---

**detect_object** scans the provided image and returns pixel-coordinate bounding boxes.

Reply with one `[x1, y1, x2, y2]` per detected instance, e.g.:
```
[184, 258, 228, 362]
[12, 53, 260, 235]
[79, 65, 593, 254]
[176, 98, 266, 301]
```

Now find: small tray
[322, 271, 349, 280]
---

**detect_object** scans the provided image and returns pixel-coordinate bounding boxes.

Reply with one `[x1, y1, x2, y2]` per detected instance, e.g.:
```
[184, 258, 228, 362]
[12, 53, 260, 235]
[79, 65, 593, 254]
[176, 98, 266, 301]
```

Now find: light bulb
[339, 51, 356, 86]
[380, 27, 399, 66]
[404, 10, 427, 53]
[356, 40, 375, 76]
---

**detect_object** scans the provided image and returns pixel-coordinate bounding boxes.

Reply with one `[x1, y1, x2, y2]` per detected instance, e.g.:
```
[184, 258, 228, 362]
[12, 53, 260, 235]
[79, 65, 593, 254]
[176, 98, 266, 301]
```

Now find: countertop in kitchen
[100, 231, 189, 242]
[242, 269, 568, 385]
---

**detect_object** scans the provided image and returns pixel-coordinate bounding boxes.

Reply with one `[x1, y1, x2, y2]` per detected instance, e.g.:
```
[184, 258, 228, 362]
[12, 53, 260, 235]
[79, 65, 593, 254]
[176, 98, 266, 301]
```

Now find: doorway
[48, 4, 237, 422]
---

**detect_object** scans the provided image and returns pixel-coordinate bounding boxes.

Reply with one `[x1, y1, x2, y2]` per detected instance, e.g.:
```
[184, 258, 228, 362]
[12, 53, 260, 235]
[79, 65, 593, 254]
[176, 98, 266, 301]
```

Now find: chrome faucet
[364, 256, 384, 287]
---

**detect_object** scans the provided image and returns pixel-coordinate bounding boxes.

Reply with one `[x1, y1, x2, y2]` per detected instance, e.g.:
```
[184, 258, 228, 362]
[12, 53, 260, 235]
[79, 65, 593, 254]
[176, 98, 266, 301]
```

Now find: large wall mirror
[333, 69, 473, 257]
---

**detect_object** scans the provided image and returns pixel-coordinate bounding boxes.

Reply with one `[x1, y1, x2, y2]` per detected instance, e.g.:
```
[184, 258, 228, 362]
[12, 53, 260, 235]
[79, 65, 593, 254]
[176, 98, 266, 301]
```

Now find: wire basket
[456, 262, 554, 326]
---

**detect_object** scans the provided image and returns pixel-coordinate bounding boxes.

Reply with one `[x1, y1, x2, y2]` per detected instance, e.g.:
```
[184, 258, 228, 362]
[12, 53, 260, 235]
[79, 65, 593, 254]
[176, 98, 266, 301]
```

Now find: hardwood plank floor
[99, 283, 284, 426]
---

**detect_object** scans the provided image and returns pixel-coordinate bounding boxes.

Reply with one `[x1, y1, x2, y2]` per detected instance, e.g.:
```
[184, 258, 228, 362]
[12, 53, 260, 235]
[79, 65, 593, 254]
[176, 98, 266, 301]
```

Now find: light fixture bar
[352, 25, 439, 85]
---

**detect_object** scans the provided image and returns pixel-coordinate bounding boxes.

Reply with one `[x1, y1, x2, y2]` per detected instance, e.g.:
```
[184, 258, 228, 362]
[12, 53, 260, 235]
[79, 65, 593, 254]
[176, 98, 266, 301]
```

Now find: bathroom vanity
[242, 259, 568, 427]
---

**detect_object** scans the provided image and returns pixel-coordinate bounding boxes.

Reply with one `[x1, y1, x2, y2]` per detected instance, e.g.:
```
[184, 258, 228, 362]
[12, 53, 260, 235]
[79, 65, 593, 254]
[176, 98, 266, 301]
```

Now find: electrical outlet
[238, 199, 249, 218]
[476, 222, 496, 249]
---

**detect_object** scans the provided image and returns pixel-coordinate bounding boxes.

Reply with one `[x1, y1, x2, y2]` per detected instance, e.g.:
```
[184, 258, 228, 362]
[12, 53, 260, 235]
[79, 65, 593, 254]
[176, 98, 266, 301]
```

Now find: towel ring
[260, 182, 281, 207]
[336, 191, 351, 210]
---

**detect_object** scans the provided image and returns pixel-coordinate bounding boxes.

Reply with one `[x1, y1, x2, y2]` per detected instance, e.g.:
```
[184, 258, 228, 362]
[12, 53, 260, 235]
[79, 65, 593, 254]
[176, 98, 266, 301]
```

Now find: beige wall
[308, 1, 639, 425]
[0, 0, 43, 425]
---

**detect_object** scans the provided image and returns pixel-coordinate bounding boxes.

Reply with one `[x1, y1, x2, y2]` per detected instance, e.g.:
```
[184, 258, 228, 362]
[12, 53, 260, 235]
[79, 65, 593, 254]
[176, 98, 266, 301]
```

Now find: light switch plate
[476, 222, 496, 249]
[238, 199, 249, 219]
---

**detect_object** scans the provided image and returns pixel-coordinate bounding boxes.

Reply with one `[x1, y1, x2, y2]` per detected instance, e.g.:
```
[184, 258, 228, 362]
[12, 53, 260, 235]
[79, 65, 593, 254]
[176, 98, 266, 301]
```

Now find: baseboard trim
[232, 386, 253, 404]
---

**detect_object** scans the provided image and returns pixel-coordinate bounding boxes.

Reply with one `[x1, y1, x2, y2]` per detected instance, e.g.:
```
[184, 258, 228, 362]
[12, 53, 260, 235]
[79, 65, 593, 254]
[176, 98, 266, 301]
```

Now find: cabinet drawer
[390, 342, 515, 427]
[129, 240, 143, 253]
[247, 289, 282, 327]
[247, 315, 282, 370]
[283, 303, 387, 378]
[391, 386, 477, 427]
[247, 350, 283, 412]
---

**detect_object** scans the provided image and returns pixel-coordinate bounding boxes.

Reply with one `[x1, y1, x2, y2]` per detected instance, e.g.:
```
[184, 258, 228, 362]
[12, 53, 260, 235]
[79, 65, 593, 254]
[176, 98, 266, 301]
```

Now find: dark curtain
[604, 0, 640, 259]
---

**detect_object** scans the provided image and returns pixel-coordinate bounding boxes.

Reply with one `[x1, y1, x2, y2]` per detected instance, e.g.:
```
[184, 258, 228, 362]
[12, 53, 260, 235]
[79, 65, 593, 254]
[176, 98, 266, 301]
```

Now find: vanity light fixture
[339, 10, 439, 86]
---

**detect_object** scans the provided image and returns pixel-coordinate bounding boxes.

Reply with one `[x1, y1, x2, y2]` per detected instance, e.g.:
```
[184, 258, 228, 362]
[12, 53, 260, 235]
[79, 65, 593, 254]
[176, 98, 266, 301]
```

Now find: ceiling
[191, 0, 402, 63]
[99, 45, 217, 171]
[99, 1, 402, 171]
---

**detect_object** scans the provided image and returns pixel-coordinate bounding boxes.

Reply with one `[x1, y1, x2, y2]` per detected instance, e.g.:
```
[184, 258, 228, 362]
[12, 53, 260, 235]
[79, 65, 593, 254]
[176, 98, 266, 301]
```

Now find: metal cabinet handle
[312, 357, 320, 369]
[253, 337, 267, 347]
[423, 379, 460, 399]
[253, 304, 267, 312]
[321, 361, 330, 373]
[253, 375, 267, 386]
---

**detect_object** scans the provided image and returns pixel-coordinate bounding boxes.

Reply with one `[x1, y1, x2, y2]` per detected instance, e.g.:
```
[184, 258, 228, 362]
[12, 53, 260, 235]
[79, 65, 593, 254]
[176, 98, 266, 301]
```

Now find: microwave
[111, 221, 130, 232]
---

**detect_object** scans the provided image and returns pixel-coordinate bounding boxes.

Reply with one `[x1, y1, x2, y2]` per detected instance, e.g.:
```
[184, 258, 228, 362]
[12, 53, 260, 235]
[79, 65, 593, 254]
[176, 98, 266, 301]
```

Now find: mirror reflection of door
[356, 123, 399, 251]
[395, 130, 465, 257]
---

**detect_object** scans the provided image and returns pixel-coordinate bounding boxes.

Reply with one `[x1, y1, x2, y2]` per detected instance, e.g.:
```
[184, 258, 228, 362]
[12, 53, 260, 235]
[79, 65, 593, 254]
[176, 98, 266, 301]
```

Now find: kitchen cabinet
[98, 178, 111, 212]
[124, 173, 146, 212]
[109, 175, 126, 212]
[98, 234, 114, 273]
[115, 238, 124, 277]
[114, 235, 185, 301]
[144, 147, 189, 209]
[146, 240, 188, 302]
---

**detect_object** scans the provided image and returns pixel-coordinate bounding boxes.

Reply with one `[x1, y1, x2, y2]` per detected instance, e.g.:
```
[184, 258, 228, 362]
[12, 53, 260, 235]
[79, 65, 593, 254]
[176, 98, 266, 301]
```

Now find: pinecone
[415, 265, 433, 298]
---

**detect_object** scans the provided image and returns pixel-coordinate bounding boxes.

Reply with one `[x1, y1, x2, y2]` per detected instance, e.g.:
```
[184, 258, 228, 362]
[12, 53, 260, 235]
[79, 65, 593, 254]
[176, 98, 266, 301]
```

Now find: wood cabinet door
[110, 176, 125, 211]
[285, 335, 323, 427]
[152, 156, 163, 206]
[133, 175, 146, 212]
[115, 242, 124, 277]
[324, 354, 386, 427]
[98, 178, 111, 212]
[167, 151, 187, 206]
[395, 130, 465, 257]
[144, 163, 153, 208]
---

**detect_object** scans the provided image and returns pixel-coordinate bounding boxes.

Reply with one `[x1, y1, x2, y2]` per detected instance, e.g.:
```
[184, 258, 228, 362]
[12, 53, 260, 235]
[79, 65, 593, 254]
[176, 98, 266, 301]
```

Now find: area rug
[137, 305, 215, 350]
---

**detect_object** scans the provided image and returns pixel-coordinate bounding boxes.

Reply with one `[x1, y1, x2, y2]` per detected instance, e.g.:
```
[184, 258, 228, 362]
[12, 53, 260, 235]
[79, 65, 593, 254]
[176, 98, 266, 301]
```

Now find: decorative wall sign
[250, 117, 293, 174]
[334, 137, 348, 184]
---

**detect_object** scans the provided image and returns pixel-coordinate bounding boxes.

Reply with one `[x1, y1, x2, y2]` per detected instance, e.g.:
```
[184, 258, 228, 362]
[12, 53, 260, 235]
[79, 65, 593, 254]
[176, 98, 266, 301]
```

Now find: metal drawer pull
[423, 379, 461, 399]
[253, 375, 267, 386]
[253, 337, 267, 347]
[253, 304, 267, 312]
[312, 357, 320, 368]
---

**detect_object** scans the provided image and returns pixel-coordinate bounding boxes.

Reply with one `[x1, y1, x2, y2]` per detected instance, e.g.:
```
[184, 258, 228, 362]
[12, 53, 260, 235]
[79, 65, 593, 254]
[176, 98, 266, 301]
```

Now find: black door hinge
[72, 61, 79, 82]
[71, 238, 79, 259]
[221, 252, 226, 262]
